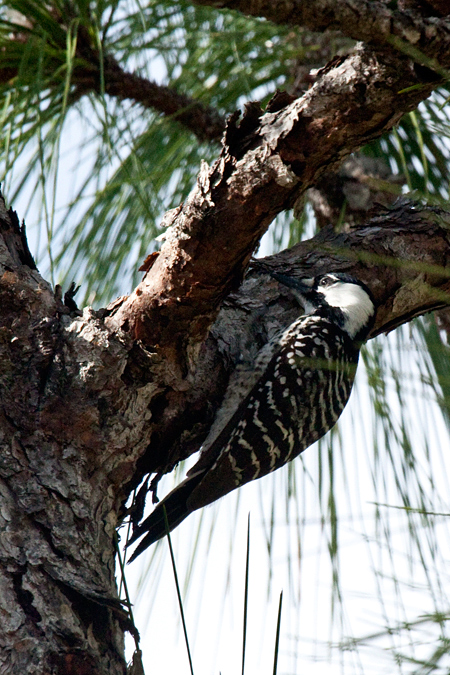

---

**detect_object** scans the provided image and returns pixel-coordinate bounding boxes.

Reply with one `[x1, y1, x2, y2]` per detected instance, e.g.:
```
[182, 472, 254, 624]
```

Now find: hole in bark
[414, 62, 441, 83]
[120, 342, 156, 386]
[354, 82, 367, 98]
[287, 159, 306, 176]
[56, 582, 111, 645]
[12, 569, 42, 624]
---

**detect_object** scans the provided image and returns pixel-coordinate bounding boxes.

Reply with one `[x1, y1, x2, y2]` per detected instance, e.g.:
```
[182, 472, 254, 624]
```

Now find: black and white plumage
[127, 272, 376, 561]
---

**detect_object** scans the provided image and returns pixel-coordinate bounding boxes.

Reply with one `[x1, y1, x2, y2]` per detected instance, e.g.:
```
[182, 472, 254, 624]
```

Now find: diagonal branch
[105, 43, 439, 364]
[0, 17, 226, 144]
[74, 19, 227, 143]
[126, 202, 450, 483]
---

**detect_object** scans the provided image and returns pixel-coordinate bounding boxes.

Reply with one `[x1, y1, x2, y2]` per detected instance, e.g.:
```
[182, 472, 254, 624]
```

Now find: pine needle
[163, 505, 195, 675]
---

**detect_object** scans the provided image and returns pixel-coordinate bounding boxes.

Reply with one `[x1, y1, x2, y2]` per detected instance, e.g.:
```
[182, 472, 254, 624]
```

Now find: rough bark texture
[106, 43, 438, 361]
[0, 201, 135, 674]
[2, 193, 450, 673]
[193, 0, 450, 70]
[2, 1, 450, 673]
[129, 201, 450, 484]
[306, 154, 403, 229]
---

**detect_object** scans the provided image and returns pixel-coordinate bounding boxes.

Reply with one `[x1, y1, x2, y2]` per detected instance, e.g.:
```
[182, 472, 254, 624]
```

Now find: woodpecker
[127, 271, 376, 561]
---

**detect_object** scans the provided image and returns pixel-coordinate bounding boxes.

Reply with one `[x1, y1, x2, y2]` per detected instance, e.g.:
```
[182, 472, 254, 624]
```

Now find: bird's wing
[126, 334, 290, 559]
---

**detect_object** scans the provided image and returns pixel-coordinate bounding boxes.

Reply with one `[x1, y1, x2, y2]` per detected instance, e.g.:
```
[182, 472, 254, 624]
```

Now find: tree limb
[0, 14, 226, 144]
[193, 0, 450, 73]
[105, 43, 438, 362]
[3, 2, 450, 672]
[130, 201, 450, 483]
[2, 1, 450, 668]
[85, 55, 226, 143]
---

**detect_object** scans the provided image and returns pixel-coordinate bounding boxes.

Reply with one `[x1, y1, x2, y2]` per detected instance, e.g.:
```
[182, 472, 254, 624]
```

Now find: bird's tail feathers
[126, 471, 205, 562]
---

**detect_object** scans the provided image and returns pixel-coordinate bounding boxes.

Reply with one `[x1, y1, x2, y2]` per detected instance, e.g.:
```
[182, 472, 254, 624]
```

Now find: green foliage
[2, 1, 449, 302]
[0, 0, 296, 301]
[364, 91, 450, 201]
[2, 2, 450, 673]
[415, 315, 450, 430]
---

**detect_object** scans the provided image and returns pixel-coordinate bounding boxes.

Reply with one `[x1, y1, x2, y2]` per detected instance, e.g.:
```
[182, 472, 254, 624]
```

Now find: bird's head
[272, 271, 376, 342]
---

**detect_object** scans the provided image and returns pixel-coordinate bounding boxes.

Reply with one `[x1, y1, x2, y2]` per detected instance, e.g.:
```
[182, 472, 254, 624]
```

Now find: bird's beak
[269, 272, 314, 296]
[267, 272, 316, 312]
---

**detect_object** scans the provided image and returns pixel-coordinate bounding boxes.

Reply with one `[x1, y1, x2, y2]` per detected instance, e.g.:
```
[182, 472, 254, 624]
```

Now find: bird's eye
[319, 277, 330, 287]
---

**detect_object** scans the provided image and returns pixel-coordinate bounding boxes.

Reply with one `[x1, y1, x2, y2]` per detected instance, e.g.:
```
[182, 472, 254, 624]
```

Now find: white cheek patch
[323, 283, 374, 338]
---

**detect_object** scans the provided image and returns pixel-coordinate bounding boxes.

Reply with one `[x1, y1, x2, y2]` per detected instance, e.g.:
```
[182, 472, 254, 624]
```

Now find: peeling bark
[106, 43, 437, 362]
[2, 2, 450, 672]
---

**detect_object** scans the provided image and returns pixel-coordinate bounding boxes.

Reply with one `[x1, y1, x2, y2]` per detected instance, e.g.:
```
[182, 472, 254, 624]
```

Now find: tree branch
[87, 55, 226, 143]
[0, 16, 226, 144]
[4, 2, 450, 671]
[74, 18, 227, 143]
[123, 201, 450, 487]
[193, 0, 450, 73]
[74, 25, 226, 143]
[105, 43, 438, 363]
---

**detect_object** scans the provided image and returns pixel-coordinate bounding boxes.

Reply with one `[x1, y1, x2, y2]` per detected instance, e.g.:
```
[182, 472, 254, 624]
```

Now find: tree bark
[106, 41, 439, 357]
[193, 0, 450, 72]
[1, 190, 450, 673]
[0, 202, 135, 674]
[2, 3, 450, 673]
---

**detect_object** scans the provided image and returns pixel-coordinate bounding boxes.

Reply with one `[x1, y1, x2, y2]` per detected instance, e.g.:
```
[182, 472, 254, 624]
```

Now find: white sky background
[4, 35, 450, 675]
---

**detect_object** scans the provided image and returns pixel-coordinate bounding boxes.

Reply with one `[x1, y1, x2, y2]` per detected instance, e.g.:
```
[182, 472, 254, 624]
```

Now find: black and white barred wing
[127, 314, 358, 559]
[186, 314, 358, 512]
